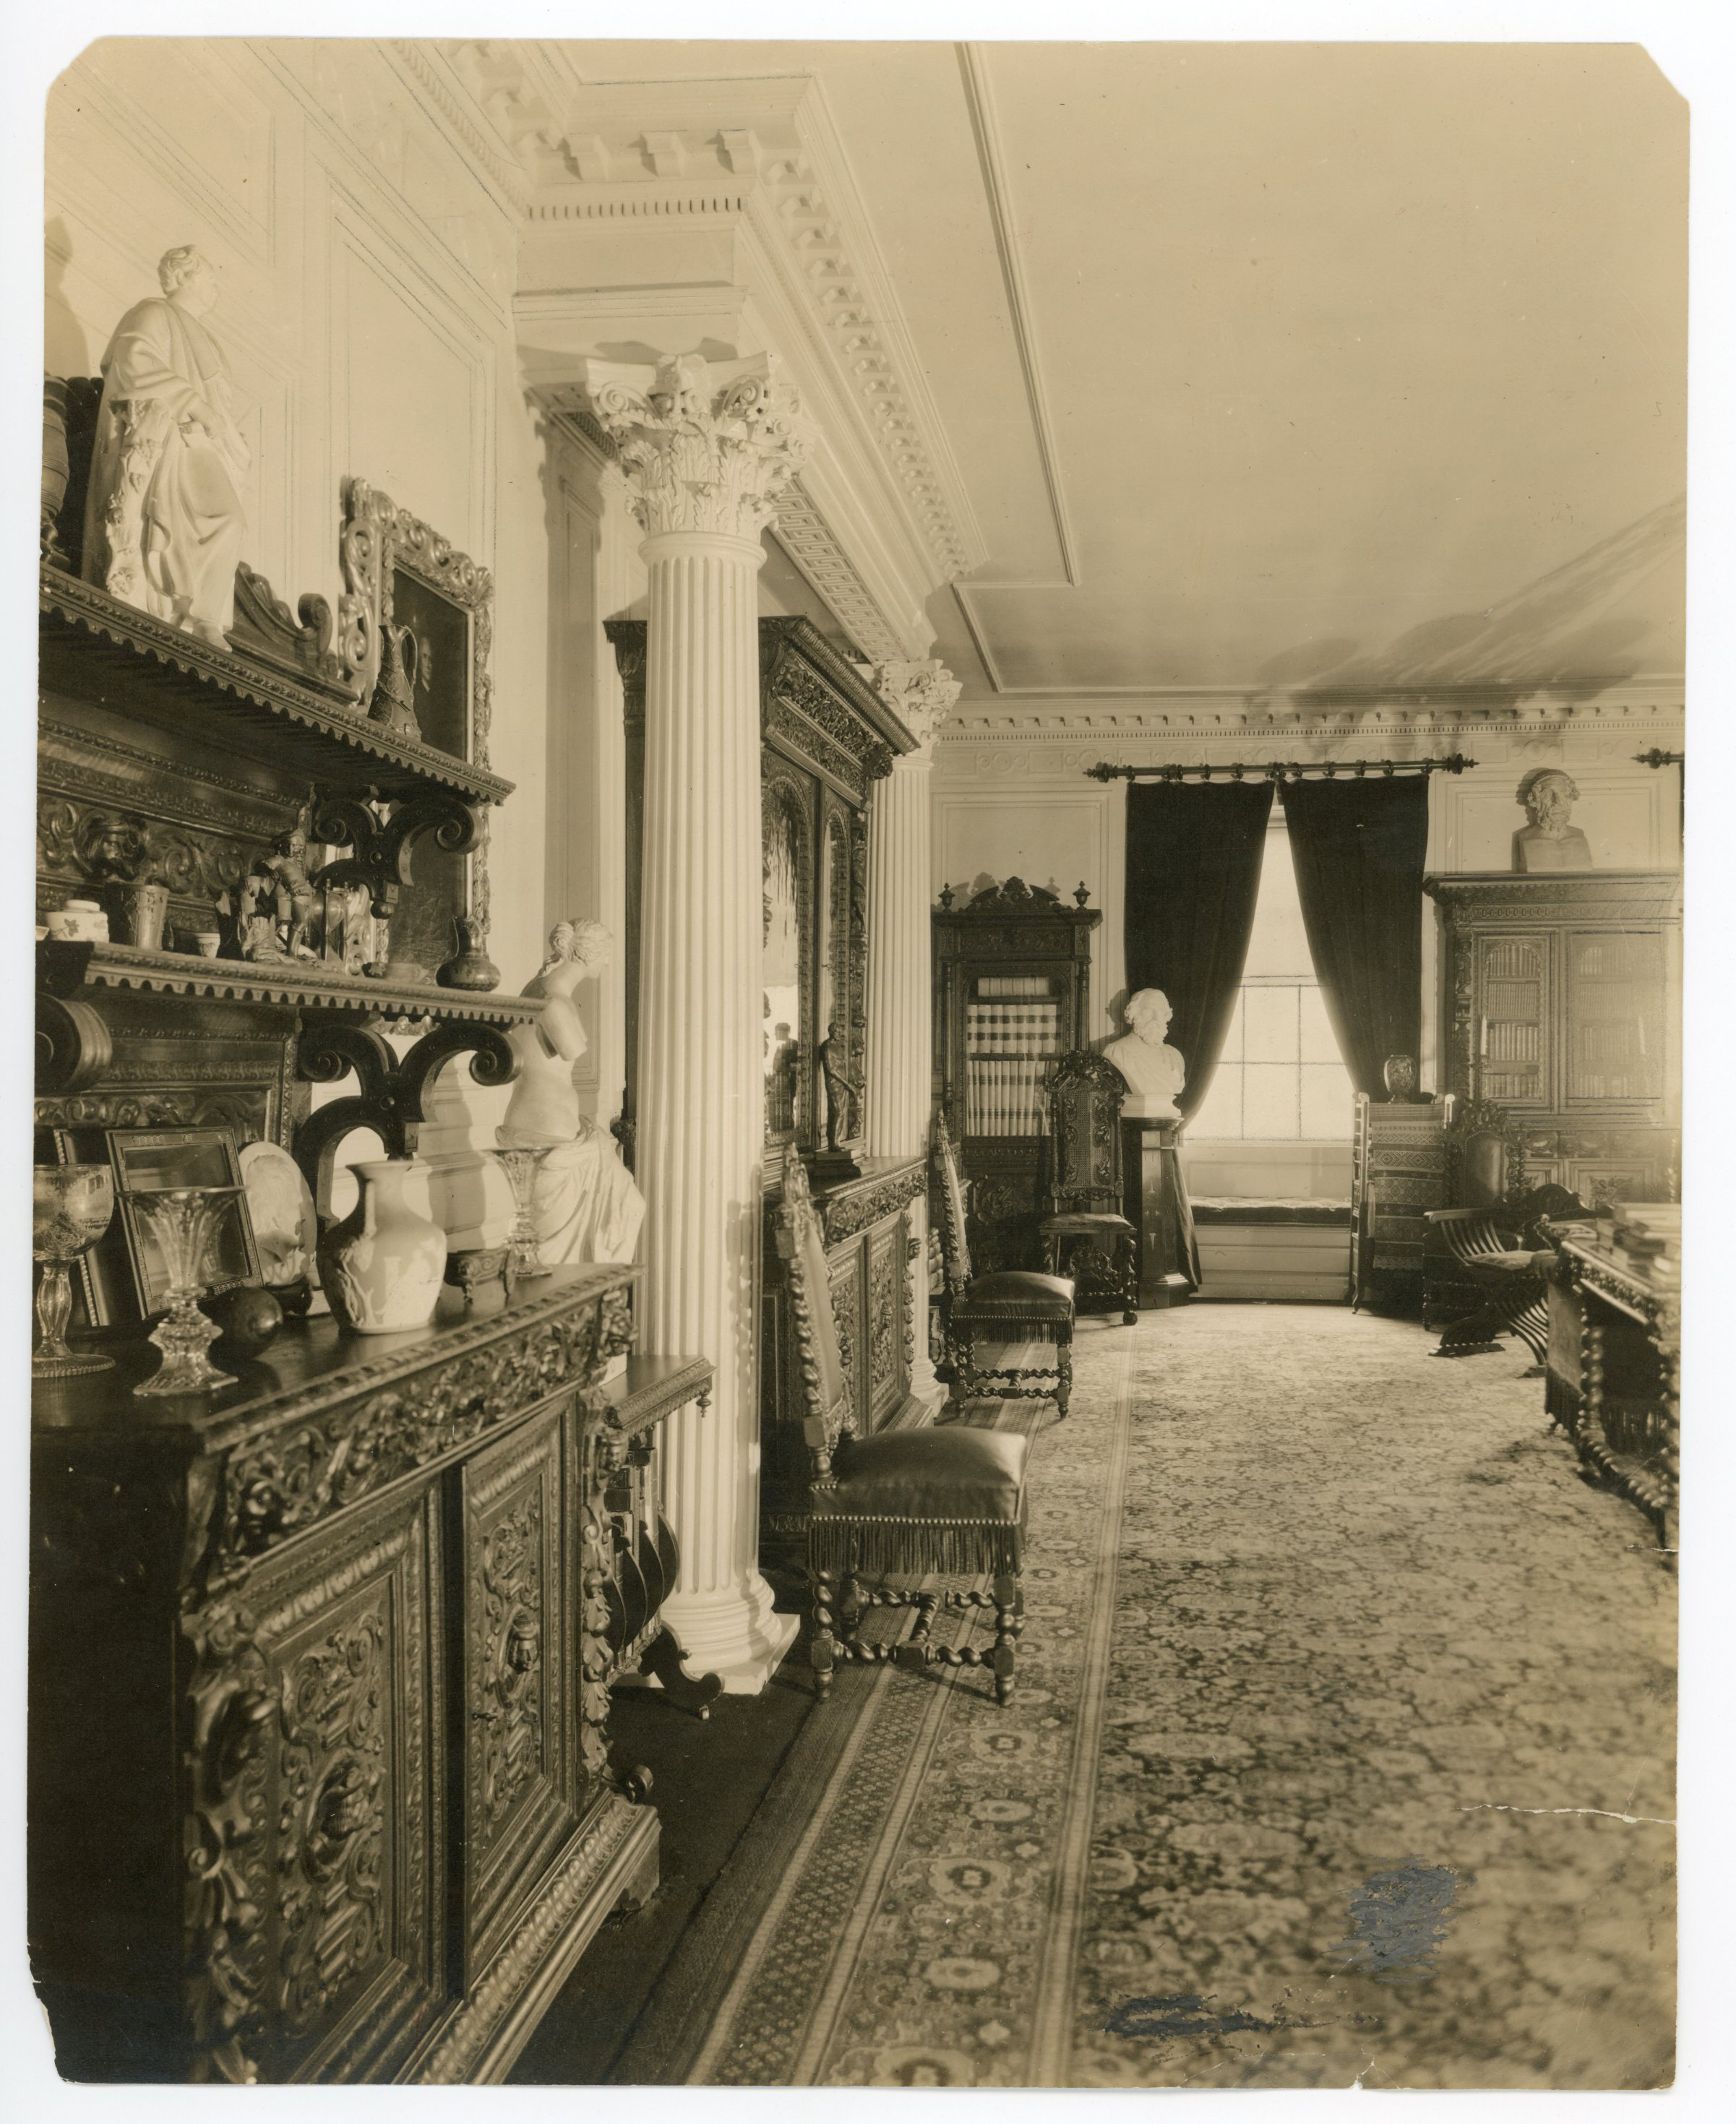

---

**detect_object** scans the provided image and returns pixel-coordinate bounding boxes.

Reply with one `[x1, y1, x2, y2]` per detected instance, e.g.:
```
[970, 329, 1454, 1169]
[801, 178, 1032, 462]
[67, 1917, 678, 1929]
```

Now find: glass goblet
[33, 1164, 116, 1379]
[490, 1140, 554, 1282]
[126, 1185, 245, 1398]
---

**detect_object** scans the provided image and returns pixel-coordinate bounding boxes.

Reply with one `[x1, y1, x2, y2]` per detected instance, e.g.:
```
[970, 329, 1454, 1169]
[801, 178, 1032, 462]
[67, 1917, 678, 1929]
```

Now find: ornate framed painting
[332, 477, 498, 980]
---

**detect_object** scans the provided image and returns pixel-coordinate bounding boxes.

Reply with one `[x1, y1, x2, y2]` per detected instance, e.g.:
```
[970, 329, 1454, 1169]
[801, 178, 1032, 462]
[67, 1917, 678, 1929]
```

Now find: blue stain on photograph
[1333, 1859, 1467, 1984]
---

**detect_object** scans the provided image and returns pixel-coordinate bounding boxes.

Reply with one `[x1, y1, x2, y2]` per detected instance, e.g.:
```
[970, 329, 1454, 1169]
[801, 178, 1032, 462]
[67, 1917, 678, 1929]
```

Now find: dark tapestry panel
[1124, 780, 1275, 1119]
[1279, 775, 1430, 1097]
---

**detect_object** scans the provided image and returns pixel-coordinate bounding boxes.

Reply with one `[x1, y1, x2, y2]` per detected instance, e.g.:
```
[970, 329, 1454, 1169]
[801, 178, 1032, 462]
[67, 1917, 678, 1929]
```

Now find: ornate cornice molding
[521, 76, 984, 589]
[773, 478, 907, 663]
[582, 353, 806, 543]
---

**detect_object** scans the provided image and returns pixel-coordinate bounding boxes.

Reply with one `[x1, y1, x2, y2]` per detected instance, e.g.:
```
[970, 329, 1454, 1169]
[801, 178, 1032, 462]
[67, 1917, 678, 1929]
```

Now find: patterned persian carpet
[614, 1305, 1676, 2090]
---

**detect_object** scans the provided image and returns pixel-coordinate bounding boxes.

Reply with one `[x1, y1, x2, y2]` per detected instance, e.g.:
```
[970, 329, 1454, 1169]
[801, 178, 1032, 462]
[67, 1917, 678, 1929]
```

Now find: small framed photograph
[105, 1127, 262, 1319]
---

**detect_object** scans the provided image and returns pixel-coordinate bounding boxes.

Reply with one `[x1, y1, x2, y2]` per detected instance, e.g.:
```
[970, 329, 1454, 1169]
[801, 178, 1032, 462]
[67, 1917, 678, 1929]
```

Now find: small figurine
[1513, 769, 1594, 873]
[817, 1020, 862, 1150]
[263, 823, 318, 959]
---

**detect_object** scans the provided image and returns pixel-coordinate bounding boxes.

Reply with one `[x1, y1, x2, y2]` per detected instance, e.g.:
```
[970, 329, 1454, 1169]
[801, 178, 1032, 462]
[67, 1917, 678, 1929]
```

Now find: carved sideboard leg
[632, 1625, 723, 1721]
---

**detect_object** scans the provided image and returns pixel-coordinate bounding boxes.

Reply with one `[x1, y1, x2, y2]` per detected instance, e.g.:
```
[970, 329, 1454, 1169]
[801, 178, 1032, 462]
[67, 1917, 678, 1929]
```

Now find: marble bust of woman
[1102, 989, 1187, 1119]
[497, 919, 645, 1263]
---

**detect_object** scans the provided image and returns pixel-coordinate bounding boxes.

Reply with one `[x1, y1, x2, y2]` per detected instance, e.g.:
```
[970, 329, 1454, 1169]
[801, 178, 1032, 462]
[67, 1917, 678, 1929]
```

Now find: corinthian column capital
[864, 659, 963, 754]
[583, 351, 807, 543]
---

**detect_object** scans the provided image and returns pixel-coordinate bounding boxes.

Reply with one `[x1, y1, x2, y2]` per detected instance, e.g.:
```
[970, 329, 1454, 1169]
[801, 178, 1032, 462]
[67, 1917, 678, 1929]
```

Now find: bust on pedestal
[498, 920, 646, 1265]
[1104, 989, 1187, 1119]
[1106, 992, 1200, 1304]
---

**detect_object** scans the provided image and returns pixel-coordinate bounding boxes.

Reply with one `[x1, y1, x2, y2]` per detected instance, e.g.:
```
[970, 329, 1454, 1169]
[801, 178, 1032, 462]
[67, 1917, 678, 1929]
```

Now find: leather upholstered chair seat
[950, 1269, 1075, 1320]
[817, 1426, 1028, 1534]
[773, 1145, 1030, 1706]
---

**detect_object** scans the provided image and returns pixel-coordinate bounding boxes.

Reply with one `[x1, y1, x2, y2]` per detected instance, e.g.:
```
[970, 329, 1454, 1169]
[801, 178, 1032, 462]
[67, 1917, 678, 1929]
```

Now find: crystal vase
[127, 1186, 244, 1397]
[491, 1140, 554, 1281]
[33, 1164, 116, 1379]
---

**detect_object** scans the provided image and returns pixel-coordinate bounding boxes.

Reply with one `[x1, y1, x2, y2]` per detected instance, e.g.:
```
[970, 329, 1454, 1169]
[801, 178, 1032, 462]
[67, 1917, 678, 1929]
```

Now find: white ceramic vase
[317, 1158, 447, 1335]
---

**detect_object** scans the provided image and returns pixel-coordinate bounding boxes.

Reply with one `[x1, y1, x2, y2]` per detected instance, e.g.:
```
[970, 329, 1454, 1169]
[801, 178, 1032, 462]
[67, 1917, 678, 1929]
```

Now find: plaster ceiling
[564, 40, 1687, 700]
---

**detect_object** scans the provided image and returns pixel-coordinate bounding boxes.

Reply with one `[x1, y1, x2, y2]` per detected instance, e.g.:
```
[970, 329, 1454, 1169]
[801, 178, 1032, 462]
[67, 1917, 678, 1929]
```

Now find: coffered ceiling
[558, 40, 1686, 703]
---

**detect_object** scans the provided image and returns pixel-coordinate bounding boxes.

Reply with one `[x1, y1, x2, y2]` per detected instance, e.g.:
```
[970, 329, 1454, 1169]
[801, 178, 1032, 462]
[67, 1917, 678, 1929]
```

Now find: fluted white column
[863, 661, 961, 1411]
[585, 353, 804, 1692]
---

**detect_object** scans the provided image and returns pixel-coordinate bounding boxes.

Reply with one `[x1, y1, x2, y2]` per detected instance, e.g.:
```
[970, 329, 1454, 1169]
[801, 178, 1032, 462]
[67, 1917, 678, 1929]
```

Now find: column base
[658, 1575, 801, 1695]
[892, 1365, 950, 1429]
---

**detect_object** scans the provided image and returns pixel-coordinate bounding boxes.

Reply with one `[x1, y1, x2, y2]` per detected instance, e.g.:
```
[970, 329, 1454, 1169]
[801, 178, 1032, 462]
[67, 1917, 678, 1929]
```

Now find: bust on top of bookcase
[932, 877, 1100, 1274]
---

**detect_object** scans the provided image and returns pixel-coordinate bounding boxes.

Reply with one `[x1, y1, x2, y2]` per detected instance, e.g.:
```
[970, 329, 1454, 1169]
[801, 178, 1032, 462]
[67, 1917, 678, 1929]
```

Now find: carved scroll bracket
[293, 1015, 517, 1208]
[309, 789, 483, 923]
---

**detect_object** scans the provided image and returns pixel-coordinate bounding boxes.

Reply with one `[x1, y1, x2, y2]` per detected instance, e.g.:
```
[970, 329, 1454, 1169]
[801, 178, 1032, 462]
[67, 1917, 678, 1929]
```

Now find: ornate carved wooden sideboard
[33, 511, 692, 2080]
[1425, 872, 1681, 1204]
[30, 1269, 669, 2084]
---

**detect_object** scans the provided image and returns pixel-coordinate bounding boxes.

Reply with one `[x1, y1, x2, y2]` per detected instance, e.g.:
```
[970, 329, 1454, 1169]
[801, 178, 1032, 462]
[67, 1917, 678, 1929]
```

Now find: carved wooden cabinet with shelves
[1425, 872, 1682, 1204]
[30, 1268, 662, 2086]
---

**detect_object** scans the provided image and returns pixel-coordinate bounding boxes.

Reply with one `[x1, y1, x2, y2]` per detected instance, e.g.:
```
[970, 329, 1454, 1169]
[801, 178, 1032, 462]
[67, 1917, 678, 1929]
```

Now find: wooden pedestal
[1122, 1118, 1200, 1308]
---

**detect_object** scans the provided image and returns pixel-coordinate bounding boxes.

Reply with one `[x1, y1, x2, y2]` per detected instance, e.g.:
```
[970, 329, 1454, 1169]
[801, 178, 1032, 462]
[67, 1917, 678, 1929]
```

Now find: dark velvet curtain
[1279, 775, 1430, 1097]
[1124, 780, 1275, 1119]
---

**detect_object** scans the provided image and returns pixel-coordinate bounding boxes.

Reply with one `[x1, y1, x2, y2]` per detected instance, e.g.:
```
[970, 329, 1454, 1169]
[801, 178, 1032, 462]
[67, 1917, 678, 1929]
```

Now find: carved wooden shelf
[583, 1354, 715, 1436]
[40, 937, 541, 1026]
[40, 565, 512, 807]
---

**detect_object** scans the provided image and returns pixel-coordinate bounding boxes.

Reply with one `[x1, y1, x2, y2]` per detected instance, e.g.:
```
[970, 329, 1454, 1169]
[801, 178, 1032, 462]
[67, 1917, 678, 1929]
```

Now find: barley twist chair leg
[955, 1333, 977, 1408]
[991, 1573, 1022, 1705]
[839, 1571, 866, 1651]
[1121, 1231, 1140, 1325]
[897, 1591, 942, 1672]
[1055, 1329, 1073, 1419]
[810, 1567, 839, 1699]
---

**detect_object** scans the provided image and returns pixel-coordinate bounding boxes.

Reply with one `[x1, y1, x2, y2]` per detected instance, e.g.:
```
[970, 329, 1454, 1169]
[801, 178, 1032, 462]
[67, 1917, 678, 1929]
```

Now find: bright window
[1187, 812, 1355, 1141]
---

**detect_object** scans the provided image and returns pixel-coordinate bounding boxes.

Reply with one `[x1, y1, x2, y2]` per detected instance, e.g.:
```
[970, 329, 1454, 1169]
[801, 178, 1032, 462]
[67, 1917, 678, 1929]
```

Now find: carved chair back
[931, 1109, 974, 1293]
[1444, 1098, 1526, 1212]
[1045, 1050, 1127, 1218]
[772, 1146, 854, 1487]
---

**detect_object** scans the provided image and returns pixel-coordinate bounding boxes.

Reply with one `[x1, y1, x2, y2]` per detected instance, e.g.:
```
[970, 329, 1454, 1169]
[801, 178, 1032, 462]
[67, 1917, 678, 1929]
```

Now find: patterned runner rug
[617, 1306, 1675, 2089]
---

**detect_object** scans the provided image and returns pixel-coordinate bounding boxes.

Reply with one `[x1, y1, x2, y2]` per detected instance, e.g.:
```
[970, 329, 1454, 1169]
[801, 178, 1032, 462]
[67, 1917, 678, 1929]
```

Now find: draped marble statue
[498, 919, 645, 1264]
[83, 245, 250, 648]
[1103, 988, 1188, 1119]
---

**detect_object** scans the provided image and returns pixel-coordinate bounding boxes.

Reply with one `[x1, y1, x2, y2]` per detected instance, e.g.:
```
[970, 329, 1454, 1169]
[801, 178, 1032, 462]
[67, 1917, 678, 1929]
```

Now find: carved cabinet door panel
[453, 1403, 573, 1990]
[217, 1478, 443, 2085]
[828, 1247, 867, 1435]
[867, 1224, 904, 1430]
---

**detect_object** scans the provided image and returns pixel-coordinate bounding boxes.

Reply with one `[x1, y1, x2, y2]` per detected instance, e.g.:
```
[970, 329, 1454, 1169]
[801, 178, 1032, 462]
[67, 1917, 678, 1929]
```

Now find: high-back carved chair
[1038, 1049, 1139, 1324]
[932, 1111, 1076, 1418]
[773, 1146, 1028, 1704]
[1425, 1099, 1584, 1366]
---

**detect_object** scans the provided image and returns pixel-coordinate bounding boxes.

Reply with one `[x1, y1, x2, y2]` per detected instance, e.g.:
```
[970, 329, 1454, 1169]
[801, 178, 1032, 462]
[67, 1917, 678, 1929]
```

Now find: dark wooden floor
[509, 1579, 815, 2084]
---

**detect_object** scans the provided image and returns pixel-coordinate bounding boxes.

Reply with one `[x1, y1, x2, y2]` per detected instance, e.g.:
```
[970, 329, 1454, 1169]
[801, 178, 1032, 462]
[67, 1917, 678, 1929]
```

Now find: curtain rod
[1085, 754, 1476, 783]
